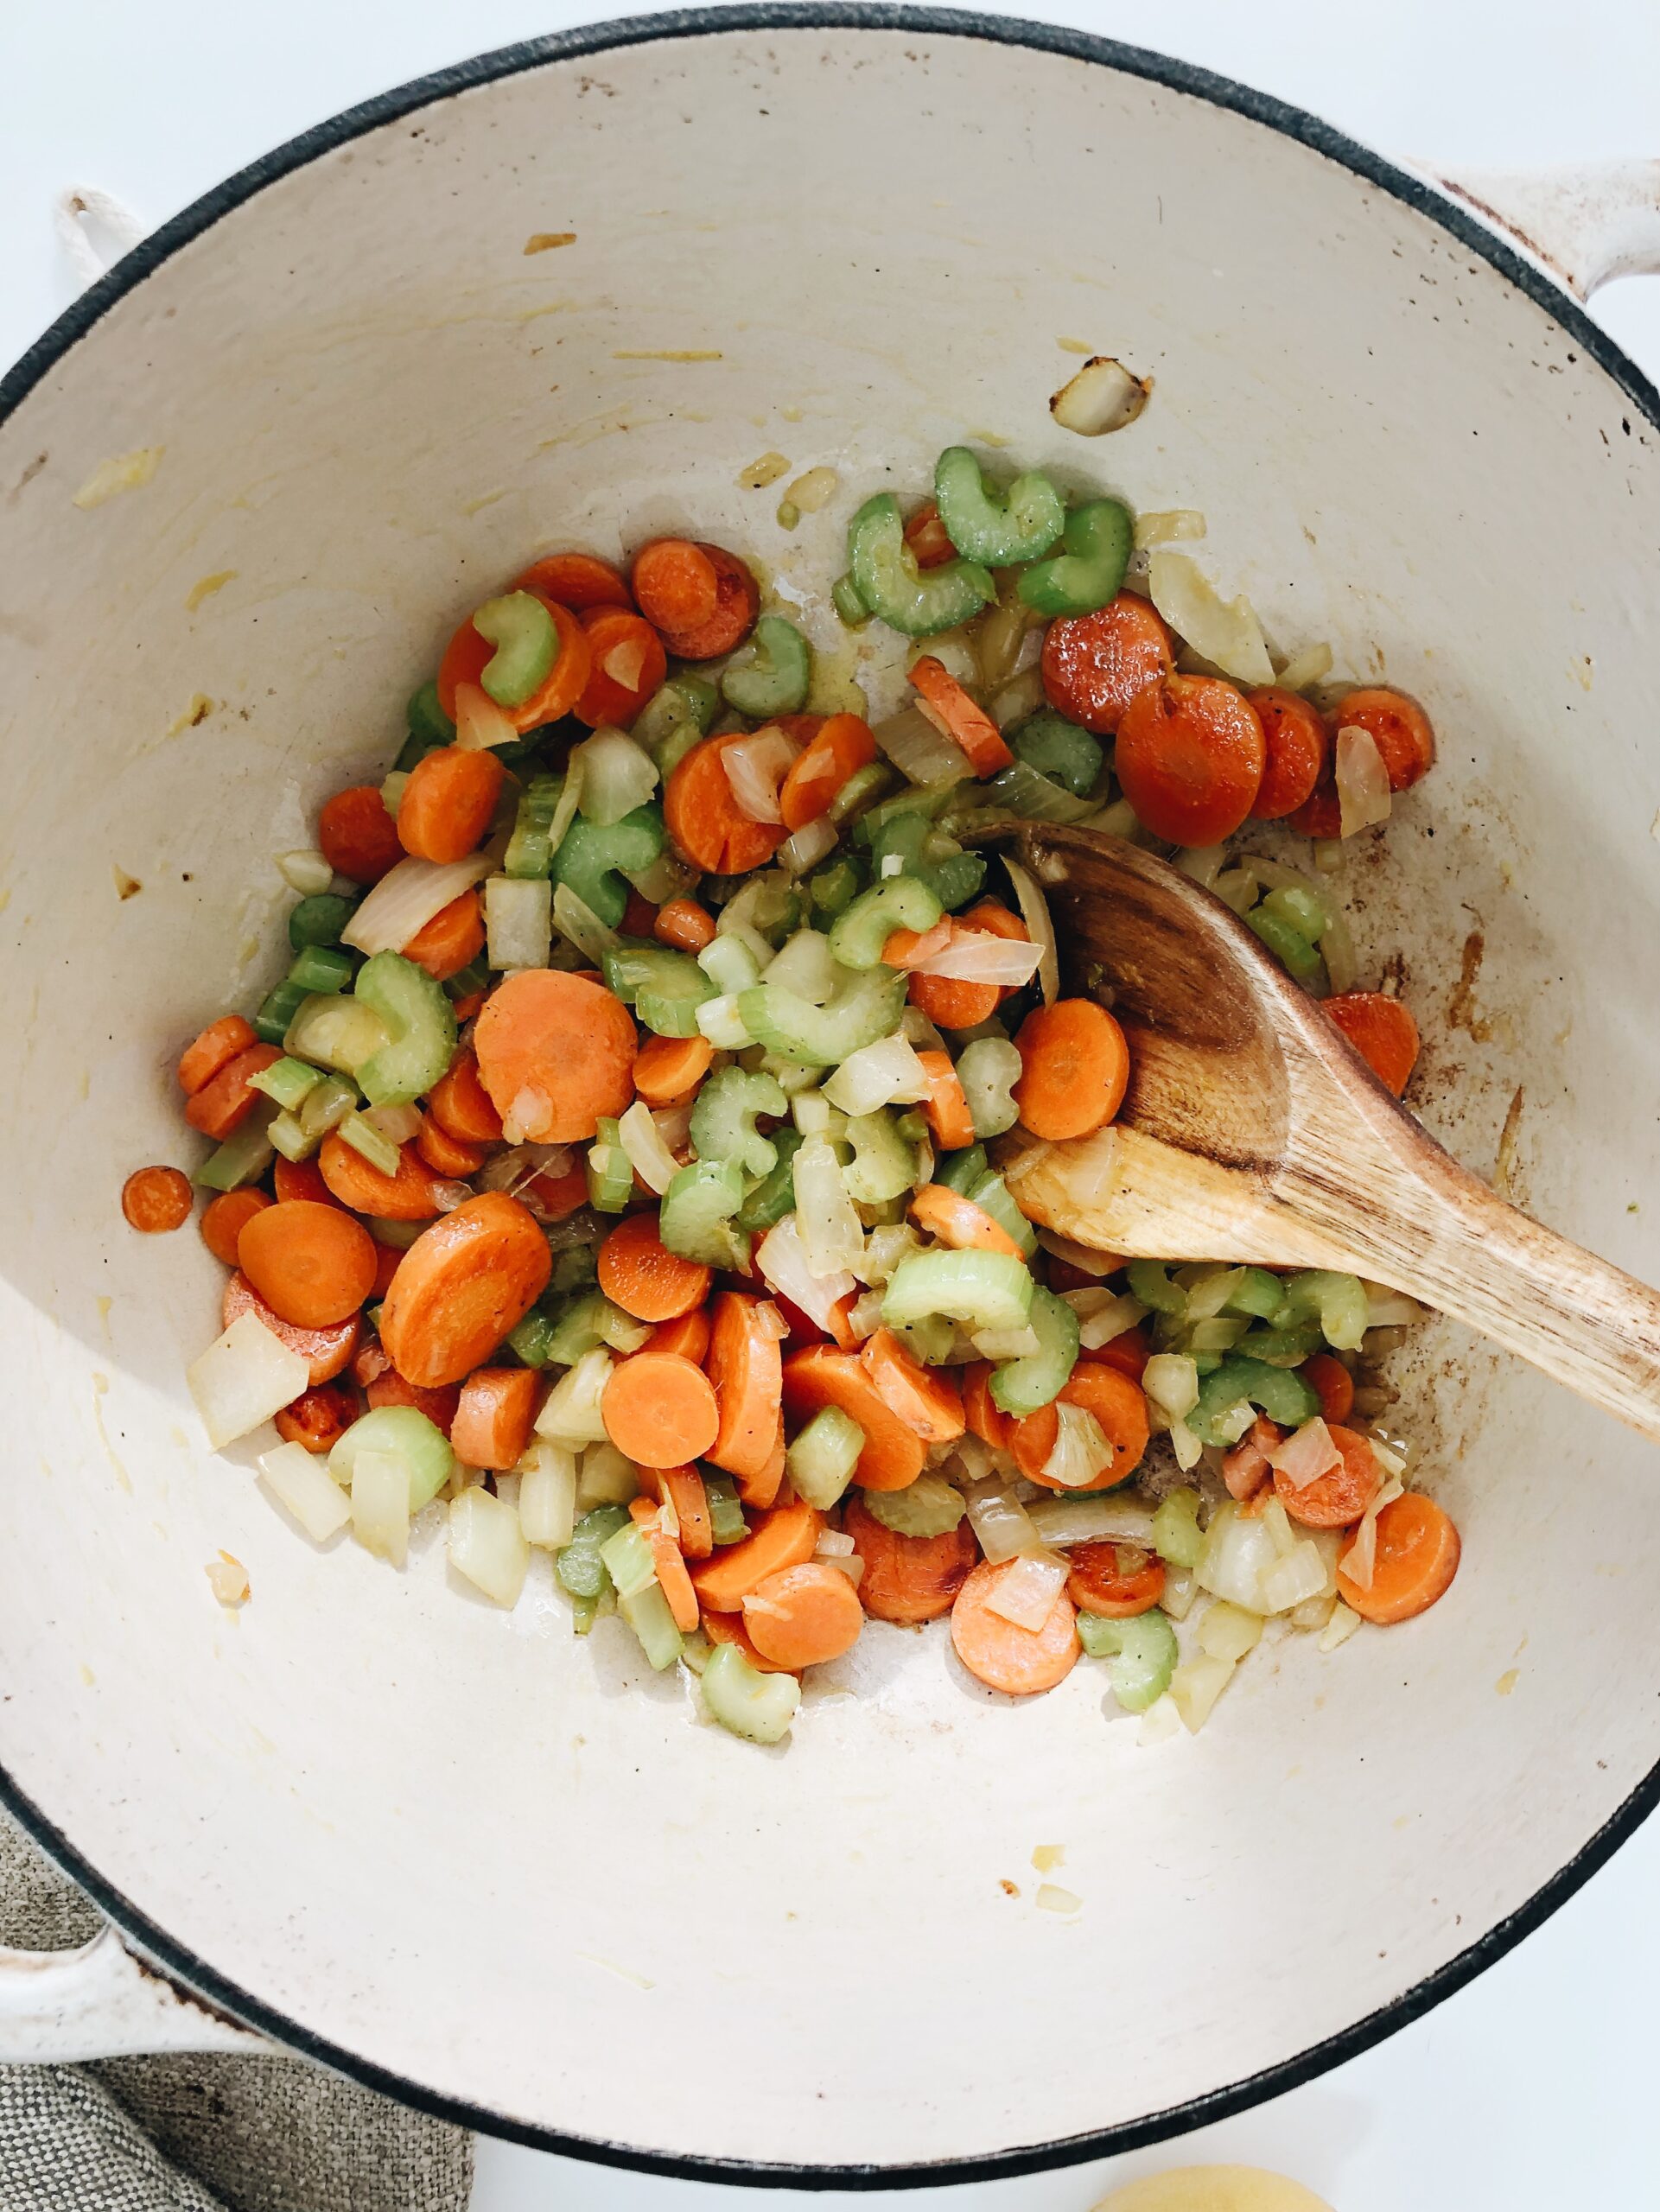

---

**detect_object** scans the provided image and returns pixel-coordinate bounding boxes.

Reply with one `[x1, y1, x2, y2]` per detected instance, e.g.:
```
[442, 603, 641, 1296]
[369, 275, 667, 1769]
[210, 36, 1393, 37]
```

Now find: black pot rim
[4, 6, 1657, 2187]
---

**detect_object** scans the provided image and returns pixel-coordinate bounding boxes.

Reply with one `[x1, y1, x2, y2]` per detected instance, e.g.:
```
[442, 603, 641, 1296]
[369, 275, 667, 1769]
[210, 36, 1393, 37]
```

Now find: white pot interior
[3, 16, 1659, 2174]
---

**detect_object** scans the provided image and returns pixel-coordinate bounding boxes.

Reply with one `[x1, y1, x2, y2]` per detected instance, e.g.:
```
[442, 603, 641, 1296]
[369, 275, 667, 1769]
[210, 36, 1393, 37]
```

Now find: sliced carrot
[1221, 1415, 1281, 1502]
[743, 1560, 864, 1669]
[601, 1351, 719, 1466]
[959, 899, 1032, 1011]
[513, 551, 633, 613]
[1338, 1491, 1460, 1623]
[742, 1416, 787, 1510]
[654, 1463, 713, 1560]
[183, 1044, 283, 1140]
[631, 537, 720, 635]
[450, 1366, 540, 1470]
[396, 747, 506, 866]
[598, 1210, 713, 1322]
[473, 969, 637, 1141]
[1329, 687, 1435, 792]
[1083, 1322, 1150, 1382]
[633, 1033, 713, 1107]
[914, 1048, 976, 1152]
[628, 1496, 701, 1630]
[365, 1368, 461, 1435]
[317, 785, 404, 884]
[652, 898, 717, 955]
[780, 1346, 927, 1491]
[200, 1186, 272, 1267]
[1011, 1362, 1150, 1491]
[438, 599, 592, 729]
[1246, 687, 1328, 821]
[573, 607, 668, 730]
[824, 1292, 860, 1352]
[1325, 991, 1420, 1099]
[378, 1192, 550, 1388]
[651, 542, 759, 660]
[645, 1311, 712, 1363]
[1066, 1541, 1166, 1618]
[1301, 1351, 1355, 1427]
[403, 889, 485, 982]
[523, 1163, 589, 1221]
[1287, 778, 1341, 840]
[452, 988, 487, 1023]
[318, 1132, 442, 1220]
[702, 1606, 797, 1674]
[904, 501, 955, 569]
[1275, 1422, 1379, 1529]
[1013, 999, 1129, 1141]
[371, 1241, 403, 1300]
[860, 1327, 965, 1442]
[235, 1199, 377, 1329]
[426, 1048, 504, 1144]
[274, 1382, 355, 1455]
[689, 1497, 823, 1611]
[415, 1115, 488, 1178]
[1040, 593, 1173, 735]
[1115, 674, 1266, 846]
[886, 920, 1001, 1030]
[620, 890, 658, 941]
[121, 1166, 194, 1234]
[778, 712, 879, 832]
[436, 617, 492, 721]
[909, 656, 1012, 776]
[843, 1494, 978, 1624]
[962, 1361, 1013, 1452]
[951, 1560, 1079, 1696]
[223, 1274, 359, 1386]
[178, 1014, 258, 1096]
[909, 1183, 1024, 1260]
[664, 732, 789, 874]
[273, 1156, 336, 1206]
[706, 1292, 786, 1482]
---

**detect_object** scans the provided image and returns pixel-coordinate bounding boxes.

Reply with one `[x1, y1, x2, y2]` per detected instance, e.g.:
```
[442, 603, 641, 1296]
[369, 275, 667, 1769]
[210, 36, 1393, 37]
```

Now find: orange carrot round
[779, 1345, 926, 1491]
[645, 1311, 712, 1363]
[962, 1361, 1013, 1452]
[843, 1494, 977, 1624]
[652, 898, 717, 954]
[743, 1560, 865, 1669]
[1247, 687, 1328, 821]
[379, 1192, 552, 1388]
[473, 969, 637, 1141]
[633, 1033, 713, 1106]
[514, 552, 633, 613]
[629, 1496, 701, 1630]
[1040, 593, 1173, 734]
[274, 1382, 355, 1455]
[576, 607, 668, 729]
[450, 1367, 540, 1470]
[1065, 1541, 1166, 1618]
[779, 713, 878, 832]
[178, 1014, 257, 1096]
[951, 1560, 1079, 1696]
[317, 1132, 442, 1220]
[236, 1199, 378, 1329]
[439, 599, 591, 728]
[909, 1184, 1024, 1260]
[859, 1327, 966, 1442]
[631, 538, 720, 636]
[371, 1241, 403, 1300]
[702, 1606, 798, 1674]
[200, 1186, 272, 1267]
[1013, 998, 1129, 1141]
[318, 785, 404, 884]
[886, 922, 1001, 1031]
[1080, 1323, 1150, 1382]
[909, 656, 1011, 776]
[664, 732, 789, 874]
[914, 1049, 976, 1152]
[1011, 1362, 1149, 1491]
[1115, 673, 1266, 846]
[706, 1293, 785, 1481]
[523, 1163, 589, 1221]
[1331, 687, 1435, 792]
[396, 747, 506, 866]
[654, 1464, 714, 1560]
[121, 1166, 193, 1234]
[1275, 1423, 1379, 1529]
[426, 1048, 504, 1144]
[601, 1351, 719, 1465]
[598, 1211, 713, 1322]
[415, 1116, 488, 1179]
[183, 1044, 283, 1140]
[223, 1273, 359, 1386]
[650, 542, 758, 660]
[689, 1498, 822, 1611]
[1301, 1351, 1356, 1427]
[904, 501, 955, 569]
[273, 1156, 336, 1206]
[1325, 991, 1420, 1099]
[1338, 1491, 1460, 1622]
[402, 889, 485, 982]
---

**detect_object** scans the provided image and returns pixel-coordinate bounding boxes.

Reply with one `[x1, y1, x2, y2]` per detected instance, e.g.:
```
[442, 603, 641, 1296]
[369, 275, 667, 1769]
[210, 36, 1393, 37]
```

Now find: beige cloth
[0, 1809, 472, 2212]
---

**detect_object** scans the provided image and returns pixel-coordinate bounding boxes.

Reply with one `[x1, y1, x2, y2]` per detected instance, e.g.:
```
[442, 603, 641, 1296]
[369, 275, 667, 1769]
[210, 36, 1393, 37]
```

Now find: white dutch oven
[3, 8, 1660, 2183]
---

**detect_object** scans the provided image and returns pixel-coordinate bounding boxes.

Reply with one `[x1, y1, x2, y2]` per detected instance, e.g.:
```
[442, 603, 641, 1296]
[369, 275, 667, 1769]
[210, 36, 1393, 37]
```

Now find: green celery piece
[846, 493, 995, 638]
[843, 1110, 918, 1205]
[1009, 709, 1103, 798]
[831, 572, 871, 627]
[858, 805, 985, 911]
[785, 1407, 864, 1510]
[701, 1640, 800, 1744]
[544, 1292, 648, 1366]
[505, 773, 568, 880]
[889, 1312, 955, 1364]
[266, 1109, 316, 1163]
[719, 873, 800, 945]
[557, 1505, 631, 1599]
[862, 1472, 966, 1537]
[806, 856, 866, 921]
[720, 613, 811, 717]
[620, 1581, 684, 1670]
[882, 1249, 1034, 1334]
[980, 760, 1097, 825]
[254, 976, 311, 1048]
[735, 1127, 803, 1232]
[1076, 1608, 1178, 1710]
[1236, 1322, 1321, 1368]
[702, 1472, 749, 1546]
[933, 445, 1065, 565]
[603, 945, 716, 1039]
[1279, 1268, 1370, 1351]
[298, 1072, 356, 1141]
[825, 761, 894, 828]
[353, 951, 458, 1108]
[1247, 906, 1323, 982]
[1188, 1355, 1320, 1449]
[473, 591, 557, 707]
[954, 1039, 1021, 1141]
[550, 1245, 600, 1297]
[1261, 884, 1327, 944]
[600, 1520, 658, 1599]
[248, 1056, 324, 1112]
[966, 1170, 1039, 1258]
[1151, 1489, 1204, 1569]
[989, 1284, 1079, 1415]
[697, 933, 764, 996]
[690, 1066, 787, 1177]
[936, 1144, 990, 1196]
[735, 968, 907, 1067]
[1126, 1260, 1186, 1317]
[548, 805, 665, 929]
[660, 1158, 750, 1269]
[400, 679, 456, 766]
[586, 1119, 633, 1214]
[1223, 1268, 1286, 1320]
[633, 673, 718, 761]
[508, 1303, 559, 1367]
[195, 1110, 277, 1192]
[329, 1405, 454, 1510]
[338, 1110, 401, 1179]
[1017, 499, 1134, 619]
[828, 875, 944, 969]
[288, 893, 355, 952]
[289, 944, 353, 995]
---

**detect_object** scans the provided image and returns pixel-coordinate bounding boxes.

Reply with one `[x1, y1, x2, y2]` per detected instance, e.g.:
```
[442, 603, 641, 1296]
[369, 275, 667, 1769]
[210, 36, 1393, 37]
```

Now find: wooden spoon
[998, 824, 1660, 1442]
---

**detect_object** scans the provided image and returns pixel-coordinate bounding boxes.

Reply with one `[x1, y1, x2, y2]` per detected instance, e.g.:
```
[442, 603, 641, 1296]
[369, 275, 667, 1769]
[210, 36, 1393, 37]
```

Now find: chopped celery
[289, 944, 353, 995]
[736, 968, 906, 1067]
[719, 873, 800, 946]
[398, 678, 456, 766]
[586, 1118, 633, 1214]
[858, 805, 986, 912]
[1280, 1269, 1370, 1351]
[1017, 499, 1134, 619]
[267, 1109, 315, 1162]
[329, 1405, 453, 1510]
[1077, 1607, 1178, 1711]
[284, 991, 389, 1079]
[195, 1110, 276, 1192]
[508, 1303, 559, 1367]
[1246, 906, 1323, 982]
[548, 804, 665, 929]
[826, 761, 895, 828]
[1009, 709, 1103, 798]
[444, 956, 489, 1004]
[843, 1109, 918, 1205]
[928, 852, 988, 912]
[981, 759, 1098, 825]
[735, 1127, 803, 1231]
[721, 613, 812, 717]
[557, 1503, 631, 1599]
[1126, 1260, 1186, 1318]
[633, 672, 718, 760]
[933, 446, 1065, 565]
[1262, 884, 1327, 942]
[831, 571, 871, 627]
[339, 1110, 401, 1178]
[288, 893, 355, 952]
[504, 773, 569, 880]
[702, 1472, 749, 1546]
[1224, 1268, 1286, 1320]
[1151, 1489, 1205, 1569]
[848, 493, 995, 638]
[660, 1158, 749, 1269]
[603, 945, 716, 1039]
[599, 1520, 658, 1600]
[1188, 1355, 1320, 1449]
[254, 976, 311, 1047]
[473, 591, 557, 707]
[785, 1406, 864, 1510]
[690, 1066, 787, 1177]
[938, 1142, 989, 1197]
[862, 1472, 967, 1537]
[249, 1056, 324, 1112]
[882, 1249, 1034, 1334]
[889, 1311, 956, 1365]
[806, 856, 865, 921]
[1235, 1322, 1320, 1368]
[485, 874, 552, 971]
[966, 1171, 1038, 1258]
[701, 1640, 801, 1745]
[828, 875, 944, 969]
[955, 1037, 1022, 1140]
[620, 1580, 684, 1670]
[697, 933, 764, 996]
[544, 1292, 652, 1366]
[989, 1284, 1079, 1415]
[353, 950, 458, 1108]
[550, 1245, 600, 1297]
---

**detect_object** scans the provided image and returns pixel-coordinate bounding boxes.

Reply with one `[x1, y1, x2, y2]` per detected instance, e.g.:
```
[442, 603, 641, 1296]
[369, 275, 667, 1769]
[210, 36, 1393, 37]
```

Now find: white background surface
[3, 3, 1658, 2206]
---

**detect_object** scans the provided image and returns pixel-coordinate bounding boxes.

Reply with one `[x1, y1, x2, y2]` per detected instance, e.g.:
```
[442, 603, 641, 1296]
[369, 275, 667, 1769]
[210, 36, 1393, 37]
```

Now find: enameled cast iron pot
[4, 7, 1660, 2184]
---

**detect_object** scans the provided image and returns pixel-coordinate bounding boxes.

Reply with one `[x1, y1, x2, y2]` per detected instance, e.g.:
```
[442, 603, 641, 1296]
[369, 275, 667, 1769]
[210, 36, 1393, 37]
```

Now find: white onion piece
[1133, 508, 1205, 550]
[1275, 640, 1334, 693]
[277, 848, 334, 896]
[1267, 1416, 1340, 1490]
[1036, 1230, 1113, 1276]
[1335, 726, 1392, 838]
[970, 1325, 1042, 1361]
[859, 1224, 922, 1286]
[1339, 1478, 1404, 1593]
[342, 855, 493, 957]
[696, 993, 754, 1050]
[1169, 1652, 1237, 1733]
[364, 1101, 423, 1145]
[990, 668, 1046, 730]
[449, 1486, 530, 1606]
[603, 636, 648, 690]
[847, 1289, 886, 1338]
[1197, 1599, 1264, 1662]
[188, 1313, 310, 1450]
[551, 882, 620, 967]
[618, 1099, 681, 1195]
[962, 1478, 1040, 1566]
[793, 1138, 867, 1277]
[1002, 857, 1059, 1004]
[1320, 1600, 1364, 1652]
[351, 1449, 411, 1567]
[454, 680, 518, 752]
[535, 1348, 614, 1446]
[721, 727, 800, 824]
[576, 1441, 639, 1510]
[778, 814, 838, 875]
[874, 705, 972, 787]
[1050, 356, 1150, 436]
[1175, 843, 1227, 888]
[205, 1553, 251, 1605]
[1148, 551, 1275, 686]
[485, 875, 552, 972]
[1196, 1500, 1281, 1612]
[1262, 1540, 1331, 1614]
[258, 1440, 352, 1542]
[757, 1214, 857, 1331]
[1364, 1284, 1428, 1328]
[652, 1101, 693, 1153]
[912, 935, 1043, 987]
[1077, 1294, 1148, 1351]
[1026, 1493, 1155, 1548]
[881, 919, 953, 970]
[1142, 1353, 1199, 1423]
[823, 1033, 929, 1116]
[571, 727, 658, 827]
[986, 1551, 1070, 1630]
[518, 1443, 578, 1548]
[1042, 1403, 1111, 1489]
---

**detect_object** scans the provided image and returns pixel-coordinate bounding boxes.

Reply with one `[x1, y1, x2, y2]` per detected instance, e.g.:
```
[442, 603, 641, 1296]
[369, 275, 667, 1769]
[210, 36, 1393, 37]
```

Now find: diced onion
[696, 994, 754, 1050]
[1167, 1416, 1205, 1472]
[874, 706, 972, 787]
[551, 882, 620, 966]
[342, 855, 493, 956]
[478, 1141, 572, 1199]
[454, 681, 519, 752]
[572, 728, 658, 827]
[618, 1099, 681, 1195]
[859, 1224, 922, 1286]
[757, 1213, 858, 1330]
[1197, 1600, 1264, 1662]
[1037, 1230, 1115, 1277]
[778, 815, 838, 875]
[1050, 356, 1150, 436]
[823, 1033, 929, 1116]
[1026, 1493, 1154, 1548]
[258, 1440, 353, 1542]
[1142, 1353, 1199, 1422]
[1335, 726, 1392, 837]
[604, 637, 648, 690]
[1267, 1416, 1339, 1490]
[985, 1550, 1070, 1630]
[793, 1138, 868, 1276]
[518, 1442, 578, 1548]
[785, 466, 841, 513]
[1320, 1600, 1364, 1652]
[1262, 1540, 1332, 1614]
[485, 875, 552, 972]
[1137, 1694, 1184, 1745]
[188, 1313, 311, 1450]
[847, 1289, 886, 1338]
[963, 1478, 1040, 1566]
[1339, 1478, 1404, 1594]
[429, 1179, 472, 1215]
[351, 1448, 412, 1566]
[1133, 508, 1205, 550]
[652, 1100, 693, 1152]
[364, 1101, 423, 1145]
[1169, 1651, 1237, 1733]
[547, 758, 584, 854]
[1002, 858, 1059, 1003]
[276, 848, 334, 896]
[1042, 1404, 1111, 1489]
[1196, 1499, 1281, 1611]
[448, 1486, 530, 1606]
[760, 925, 843, 1001]
[1176, 843, 1227, 888]
[205, 1553, 251, 1605]
[990, 669, 1046, 729]
[722, 727, 800, 824]
[1275, 640, 1334, 693]
[1148, 551, 1275, 686]
[911, 935, 1043, 987]
[1364, 1284, 1427, 1328]
[535, 1348, 614, 1446]
[576, 1440, 639, 1510]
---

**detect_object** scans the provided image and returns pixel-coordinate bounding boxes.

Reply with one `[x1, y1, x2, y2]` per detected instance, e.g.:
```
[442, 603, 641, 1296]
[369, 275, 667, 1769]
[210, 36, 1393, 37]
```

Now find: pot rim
[3, 5, 1657, 2185]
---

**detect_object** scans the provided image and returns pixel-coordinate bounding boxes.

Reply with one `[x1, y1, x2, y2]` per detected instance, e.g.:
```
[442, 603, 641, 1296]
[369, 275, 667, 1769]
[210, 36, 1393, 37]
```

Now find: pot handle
[1426, 161, 1660, 299]
[0, 1927, 266, 2061]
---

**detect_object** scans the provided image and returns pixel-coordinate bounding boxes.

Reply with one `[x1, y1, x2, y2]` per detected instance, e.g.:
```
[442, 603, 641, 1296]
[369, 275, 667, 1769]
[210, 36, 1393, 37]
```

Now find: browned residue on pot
[523, 232, 576, 254]
[1447, 929, 1493, 1042]
[1493, 1084, 1526, 1198]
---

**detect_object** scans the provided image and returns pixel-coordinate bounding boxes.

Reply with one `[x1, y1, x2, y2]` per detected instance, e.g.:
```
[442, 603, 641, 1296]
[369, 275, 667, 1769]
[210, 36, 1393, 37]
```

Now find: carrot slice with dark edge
[843, 1494, 977, 1624]
[1329, 687, 1435, 792]
[378, 1192, 552, 1388]
[1114, 673, 1266, 846]
[1066, 1541, 1166, 1618]
[652, 542, 759, 660]
[223, 1274, 359, 1386]
[1040, 593, 1173, 735]
[450, 1368, 540, 1471]
[632, 538, 720, 635]
[274, 1383, 355, 1455]
[317, 785, 404, 884]
[513, 552, 633, 613]
[473, 969, 637, 1142]
[1247, 687, 1328, 821]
